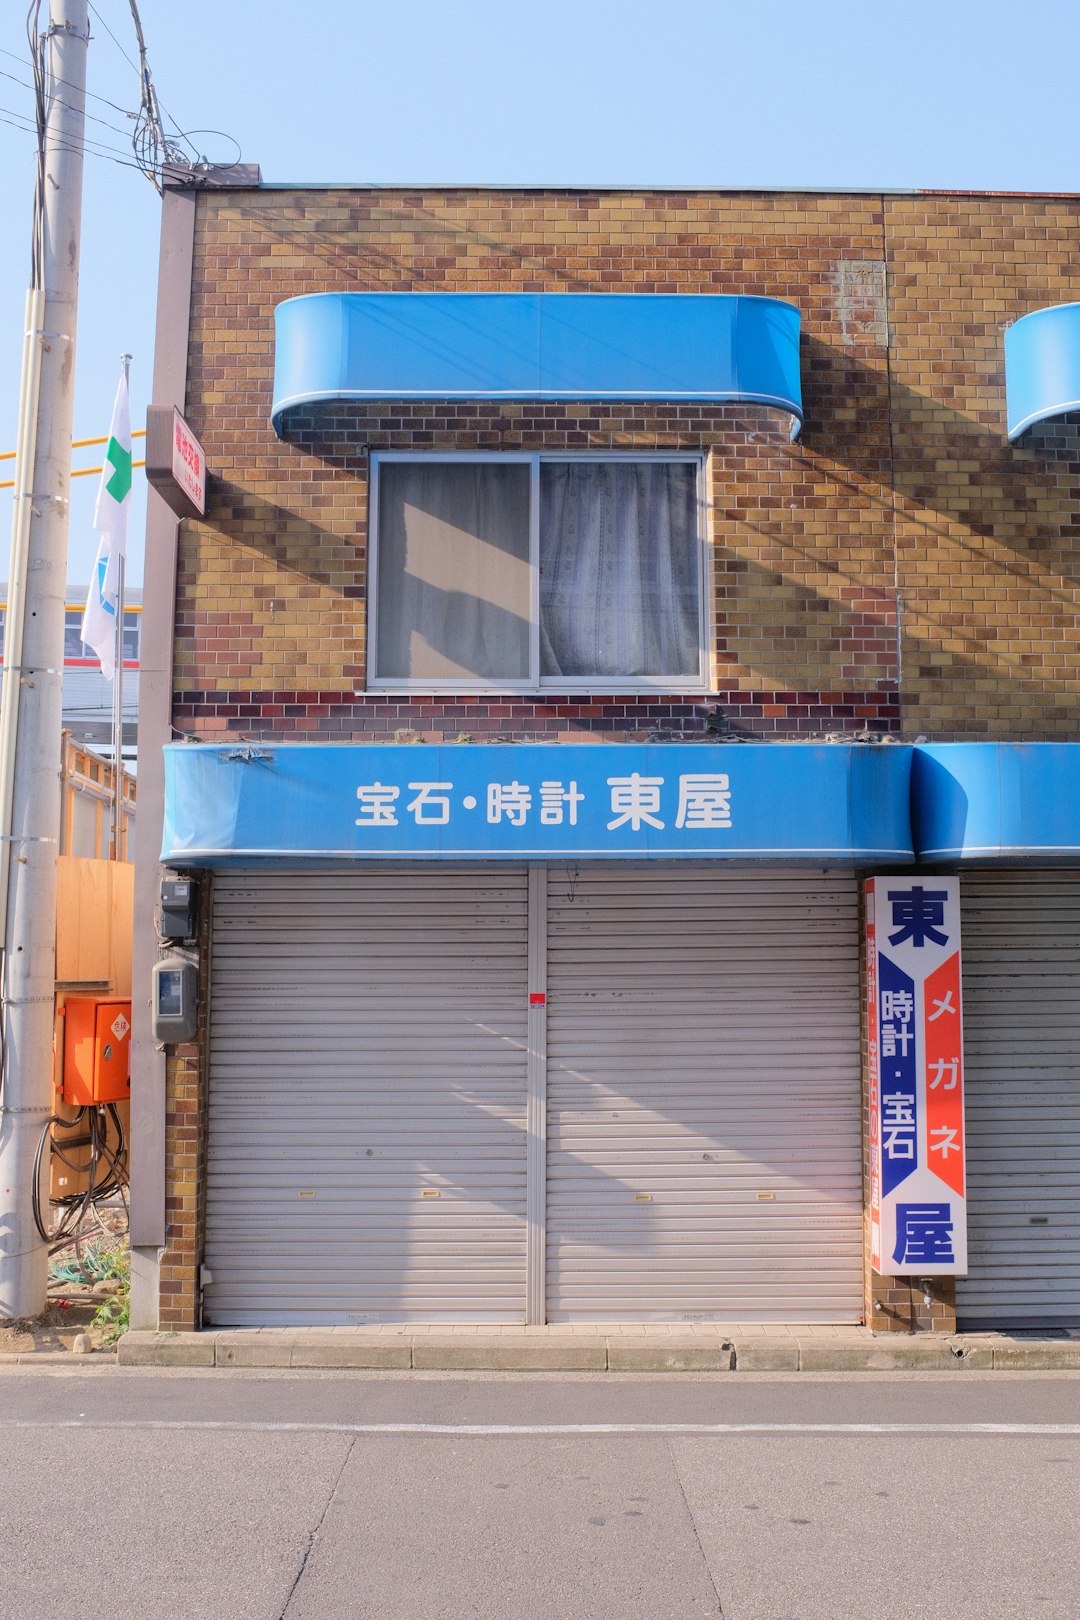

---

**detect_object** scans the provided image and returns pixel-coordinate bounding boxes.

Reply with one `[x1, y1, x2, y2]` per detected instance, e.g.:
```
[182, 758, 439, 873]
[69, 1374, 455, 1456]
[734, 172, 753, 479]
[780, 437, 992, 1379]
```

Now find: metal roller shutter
[545, 866, 863, 1323]
[956, 872, 1080, 1330]
[204, 868, 529, 1326]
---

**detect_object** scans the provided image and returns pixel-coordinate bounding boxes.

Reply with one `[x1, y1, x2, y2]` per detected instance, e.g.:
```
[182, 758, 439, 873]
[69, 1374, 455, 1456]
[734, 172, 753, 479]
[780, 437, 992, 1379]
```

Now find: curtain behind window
[376, 462, 531, 681]
[539, 461, 700, 679]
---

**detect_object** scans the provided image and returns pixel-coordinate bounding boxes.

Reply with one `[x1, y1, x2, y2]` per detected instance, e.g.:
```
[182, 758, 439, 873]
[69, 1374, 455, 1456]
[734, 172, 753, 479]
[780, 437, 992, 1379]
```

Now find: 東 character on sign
[886, 886, 950, 949]
[607, 774, 664, 832]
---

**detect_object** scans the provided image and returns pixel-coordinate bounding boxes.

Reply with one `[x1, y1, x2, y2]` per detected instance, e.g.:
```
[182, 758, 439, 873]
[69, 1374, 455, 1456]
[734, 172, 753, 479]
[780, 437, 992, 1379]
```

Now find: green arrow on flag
[104, 434, 132, 504]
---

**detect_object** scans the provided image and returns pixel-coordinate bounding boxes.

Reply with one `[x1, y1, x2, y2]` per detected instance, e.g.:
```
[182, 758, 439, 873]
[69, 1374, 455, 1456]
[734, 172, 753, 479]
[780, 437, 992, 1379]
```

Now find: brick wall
[177, 189, 906, 742]
[175, 186, 1080, 744]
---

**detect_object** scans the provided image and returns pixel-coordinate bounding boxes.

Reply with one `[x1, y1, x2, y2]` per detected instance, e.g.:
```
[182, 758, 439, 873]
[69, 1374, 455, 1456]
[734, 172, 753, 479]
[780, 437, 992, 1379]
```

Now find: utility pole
[0, 0, 89, 1319]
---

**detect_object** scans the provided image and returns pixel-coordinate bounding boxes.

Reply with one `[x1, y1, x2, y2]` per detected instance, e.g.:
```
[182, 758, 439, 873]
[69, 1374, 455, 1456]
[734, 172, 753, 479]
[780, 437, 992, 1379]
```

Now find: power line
[0, 100, 141, 162]
[0, 113, 154, 179]
[0, 65, 135, 139]
[87, 1, 140, 75]
[0, 107, 153, 173]
[0, 43, 138, 117]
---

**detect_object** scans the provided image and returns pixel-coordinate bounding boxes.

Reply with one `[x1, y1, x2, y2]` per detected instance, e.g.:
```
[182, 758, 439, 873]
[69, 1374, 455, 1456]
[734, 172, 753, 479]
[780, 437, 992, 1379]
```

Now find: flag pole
[110, 554, 125, 858]
[110, 354, 131, 862]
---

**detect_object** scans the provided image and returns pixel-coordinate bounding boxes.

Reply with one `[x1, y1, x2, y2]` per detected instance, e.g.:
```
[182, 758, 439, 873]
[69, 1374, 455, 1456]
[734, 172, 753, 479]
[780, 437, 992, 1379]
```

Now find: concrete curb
[113, 1331, 1080, 1374]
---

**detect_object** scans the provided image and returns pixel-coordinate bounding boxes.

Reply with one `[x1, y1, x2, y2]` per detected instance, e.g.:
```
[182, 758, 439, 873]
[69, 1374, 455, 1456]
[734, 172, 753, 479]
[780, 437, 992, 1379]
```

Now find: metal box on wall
[62, 996, 132, 1106]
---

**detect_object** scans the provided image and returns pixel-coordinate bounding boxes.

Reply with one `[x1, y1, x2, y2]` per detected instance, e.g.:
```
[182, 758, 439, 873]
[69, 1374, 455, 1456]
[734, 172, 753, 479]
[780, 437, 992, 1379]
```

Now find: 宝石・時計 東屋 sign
[159, 744, 916, 864]
[866, 876, 967, 1276]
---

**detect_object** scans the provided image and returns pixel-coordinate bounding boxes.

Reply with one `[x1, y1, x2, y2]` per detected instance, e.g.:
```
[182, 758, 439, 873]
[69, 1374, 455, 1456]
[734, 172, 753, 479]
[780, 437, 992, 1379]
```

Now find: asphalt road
[1, 1368, 1078, 1620]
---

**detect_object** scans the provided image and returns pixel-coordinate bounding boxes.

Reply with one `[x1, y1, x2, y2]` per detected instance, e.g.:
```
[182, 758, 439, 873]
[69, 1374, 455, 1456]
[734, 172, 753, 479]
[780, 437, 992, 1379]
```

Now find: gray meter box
[161, 879, 197, 940]
[152, 956, 198, 1044]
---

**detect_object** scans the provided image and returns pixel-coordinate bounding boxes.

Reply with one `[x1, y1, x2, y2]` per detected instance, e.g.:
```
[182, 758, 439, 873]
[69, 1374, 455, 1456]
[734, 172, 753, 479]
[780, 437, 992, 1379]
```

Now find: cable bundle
[31, 1102, 128, 1247]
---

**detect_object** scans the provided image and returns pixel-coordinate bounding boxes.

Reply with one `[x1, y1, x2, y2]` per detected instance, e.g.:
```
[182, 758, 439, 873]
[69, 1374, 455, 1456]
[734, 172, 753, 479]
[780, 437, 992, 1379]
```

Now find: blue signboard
[161, 742, 914, 865]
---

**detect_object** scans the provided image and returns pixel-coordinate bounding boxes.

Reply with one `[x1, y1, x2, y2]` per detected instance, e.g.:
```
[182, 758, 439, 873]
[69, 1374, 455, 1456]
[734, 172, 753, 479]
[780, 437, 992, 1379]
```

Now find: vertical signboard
[866, 877, 966, 1275]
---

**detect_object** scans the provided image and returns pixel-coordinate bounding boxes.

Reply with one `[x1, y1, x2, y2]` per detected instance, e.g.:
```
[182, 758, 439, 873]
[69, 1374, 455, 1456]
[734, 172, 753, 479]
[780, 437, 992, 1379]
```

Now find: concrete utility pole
[0, 0, 89, 1319]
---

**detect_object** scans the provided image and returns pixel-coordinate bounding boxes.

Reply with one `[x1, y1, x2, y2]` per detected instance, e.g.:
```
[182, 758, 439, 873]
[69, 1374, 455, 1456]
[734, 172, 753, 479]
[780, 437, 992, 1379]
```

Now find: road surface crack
[279, 1434, 357, 1619]
[668, 1438, 725, 1616]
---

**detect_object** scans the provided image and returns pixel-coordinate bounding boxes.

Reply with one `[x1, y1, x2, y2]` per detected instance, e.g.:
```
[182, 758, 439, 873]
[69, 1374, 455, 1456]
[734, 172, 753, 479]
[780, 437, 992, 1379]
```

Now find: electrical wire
[87, 0, 139, 74]
[0, 41, 136, 116]
[0, 111, 164, 178]
[0, 101, 147, 162]
[0, 66, 136, 139]
[31, 1102, 128, 1246]
[26, 0, 45, 288]
[124, 0, 189, 191]
[12, 5, 242, 201]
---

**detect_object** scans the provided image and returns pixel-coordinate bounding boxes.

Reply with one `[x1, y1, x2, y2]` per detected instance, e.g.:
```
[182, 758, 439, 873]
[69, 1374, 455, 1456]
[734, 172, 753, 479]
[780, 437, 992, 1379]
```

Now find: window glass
[64, 610, 89, 660]
[376, 461, 531, 681]
[122, 611, 139, 663]
[62, 607, 139, 661]
[539, 461, 699, 679]
[372, 456, 702, 687]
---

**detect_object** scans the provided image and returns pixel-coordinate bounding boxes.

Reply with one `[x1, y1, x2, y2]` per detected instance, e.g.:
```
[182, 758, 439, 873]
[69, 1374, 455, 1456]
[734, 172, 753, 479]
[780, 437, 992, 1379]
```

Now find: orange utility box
[62, 996, 132, 1106]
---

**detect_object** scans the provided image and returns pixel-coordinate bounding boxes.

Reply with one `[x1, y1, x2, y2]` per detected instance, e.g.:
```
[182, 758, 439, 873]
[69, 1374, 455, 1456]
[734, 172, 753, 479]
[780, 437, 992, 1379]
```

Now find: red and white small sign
[172, 408, 206, 515]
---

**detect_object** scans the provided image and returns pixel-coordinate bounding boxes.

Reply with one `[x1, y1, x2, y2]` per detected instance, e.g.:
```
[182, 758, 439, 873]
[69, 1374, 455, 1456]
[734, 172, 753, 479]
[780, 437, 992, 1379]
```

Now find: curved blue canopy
[913, 744, 1080, 860]
[272, 291, 803, 437]
[1005, 303, 1080, 441]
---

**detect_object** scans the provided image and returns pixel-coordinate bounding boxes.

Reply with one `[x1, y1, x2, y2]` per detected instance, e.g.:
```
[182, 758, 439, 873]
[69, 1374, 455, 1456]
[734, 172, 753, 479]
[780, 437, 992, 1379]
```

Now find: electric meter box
[62, 996, 132, 1106]
[152, 956, 198, 1044]
[161, 878, 197, 940]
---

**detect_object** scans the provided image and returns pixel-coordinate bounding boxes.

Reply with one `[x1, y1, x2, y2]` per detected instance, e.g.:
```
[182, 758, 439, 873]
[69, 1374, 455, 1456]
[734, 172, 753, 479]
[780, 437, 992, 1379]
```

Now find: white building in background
[0, 585, 140, 763]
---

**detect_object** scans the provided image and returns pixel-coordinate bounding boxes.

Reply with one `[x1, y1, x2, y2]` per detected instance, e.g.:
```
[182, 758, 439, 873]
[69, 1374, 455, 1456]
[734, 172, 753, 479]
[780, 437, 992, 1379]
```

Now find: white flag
[82, 365, 132, 680]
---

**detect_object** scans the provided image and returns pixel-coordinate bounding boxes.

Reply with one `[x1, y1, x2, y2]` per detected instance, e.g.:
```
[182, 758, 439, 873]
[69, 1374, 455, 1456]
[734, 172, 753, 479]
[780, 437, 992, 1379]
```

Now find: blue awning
[271, 291, 803, 438]
[912, 744, 1080, 861]
[1005, 303, 1080, 441]
[161, 742, 911, 865]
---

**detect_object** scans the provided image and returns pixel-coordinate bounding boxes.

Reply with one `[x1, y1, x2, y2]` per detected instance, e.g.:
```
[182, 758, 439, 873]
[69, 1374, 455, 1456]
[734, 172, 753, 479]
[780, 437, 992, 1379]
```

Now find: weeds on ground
[50, 1241, 131, 1345]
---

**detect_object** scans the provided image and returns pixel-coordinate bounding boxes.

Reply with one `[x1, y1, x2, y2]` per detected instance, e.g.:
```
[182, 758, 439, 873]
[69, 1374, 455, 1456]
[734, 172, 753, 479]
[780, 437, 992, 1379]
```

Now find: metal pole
[0, 0, 88, 1319]
[111, 552, 125, 860]
[0, 293, 46, 966]
[109, 353, 130, 863]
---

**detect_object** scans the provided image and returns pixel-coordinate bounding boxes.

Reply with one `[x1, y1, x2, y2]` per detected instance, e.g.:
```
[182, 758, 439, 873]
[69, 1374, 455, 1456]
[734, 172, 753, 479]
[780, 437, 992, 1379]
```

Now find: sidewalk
[6, 1317, 1080, 1373]
[92, 1322, 1080, 1373]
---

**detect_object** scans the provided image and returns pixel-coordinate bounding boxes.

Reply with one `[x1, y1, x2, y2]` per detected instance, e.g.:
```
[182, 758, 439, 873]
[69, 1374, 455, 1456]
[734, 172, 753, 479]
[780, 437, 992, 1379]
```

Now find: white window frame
[368, 451, 710, 693]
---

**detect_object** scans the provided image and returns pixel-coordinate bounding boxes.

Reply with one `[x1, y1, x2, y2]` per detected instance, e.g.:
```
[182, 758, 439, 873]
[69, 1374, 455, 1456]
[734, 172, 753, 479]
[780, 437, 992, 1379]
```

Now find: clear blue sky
[1, 0, 1078, 586]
